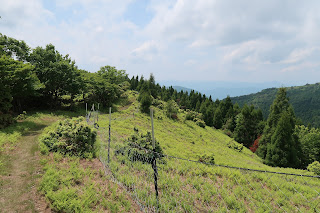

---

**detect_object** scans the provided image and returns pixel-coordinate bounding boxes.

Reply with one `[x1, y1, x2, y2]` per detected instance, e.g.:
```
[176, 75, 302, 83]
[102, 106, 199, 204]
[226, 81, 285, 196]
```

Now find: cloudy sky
[1, 0, 320, 83]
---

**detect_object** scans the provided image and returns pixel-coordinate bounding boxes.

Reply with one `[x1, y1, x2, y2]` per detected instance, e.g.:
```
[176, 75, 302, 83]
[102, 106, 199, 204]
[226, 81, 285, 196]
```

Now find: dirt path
[0, 125, 50, 213]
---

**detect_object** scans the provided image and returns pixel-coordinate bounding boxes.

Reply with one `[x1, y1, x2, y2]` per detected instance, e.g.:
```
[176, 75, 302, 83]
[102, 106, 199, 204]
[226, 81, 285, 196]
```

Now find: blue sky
[1, 0, 320, 84]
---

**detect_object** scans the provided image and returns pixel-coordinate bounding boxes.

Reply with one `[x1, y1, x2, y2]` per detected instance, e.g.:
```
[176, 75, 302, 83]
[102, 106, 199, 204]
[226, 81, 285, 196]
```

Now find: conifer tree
[257, 88, 302, 168]
[213, 107, 223, 129]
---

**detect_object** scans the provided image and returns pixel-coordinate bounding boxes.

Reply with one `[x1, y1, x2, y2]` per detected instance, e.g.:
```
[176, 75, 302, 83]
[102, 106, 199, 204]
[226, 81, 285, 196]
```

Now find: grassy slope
[96, 91, 320, 212]
[102, 91, 314, 174]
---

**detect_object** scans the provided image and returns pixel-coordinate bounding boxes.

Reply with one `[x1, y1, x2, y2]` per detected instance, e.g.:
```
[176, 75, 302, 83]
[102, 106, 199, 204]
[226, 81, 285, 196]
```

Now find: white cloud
[281, 62, 320, 73]
[281, 47, 318, 64]
[189, 40, 213, 48]
[131, 40, 163, 61]
[1, 0, 320, 82]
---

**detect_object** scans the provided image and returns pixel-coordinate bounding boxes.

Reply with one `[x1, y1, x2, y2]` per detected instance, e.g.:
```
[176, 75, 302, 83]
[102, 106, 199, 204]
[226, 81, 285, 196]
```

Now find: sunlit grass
[95, 91, 320, 212]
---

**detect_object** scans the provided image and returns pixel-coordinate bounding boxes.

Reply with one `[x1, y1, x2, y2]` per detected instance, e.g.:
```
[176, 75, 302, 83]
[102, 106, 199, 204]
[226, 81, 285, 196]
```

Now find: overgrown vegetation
[39, 117, 96, 158]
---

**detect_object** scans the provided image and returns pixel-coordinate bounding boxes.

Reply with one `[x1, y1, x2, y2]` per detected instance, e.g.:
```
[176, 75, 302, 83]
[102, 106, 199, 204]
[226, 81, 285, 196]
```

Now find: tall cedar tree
[257, 88, 302, 168]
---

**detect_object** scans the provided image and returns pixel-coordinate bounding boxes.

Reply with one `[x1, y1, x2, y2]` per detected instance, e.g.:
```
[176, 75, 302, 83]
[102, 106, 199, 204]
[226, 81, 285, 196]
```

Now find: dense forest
[231, 83, 320, 127]
[1, 33, 320, 171]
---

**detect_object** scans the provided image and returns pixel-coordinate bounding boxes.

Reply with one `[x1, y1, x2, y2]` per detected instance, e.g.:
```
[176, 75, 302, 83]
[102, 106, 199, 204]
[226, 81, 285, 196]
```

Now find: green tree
[29, 44, 82, 107]
[0, 55, 14, 128]
[265, 110, 301, 168]
[213, 107, 223, 129]
[0, 33, 30, 61]
[257, 88, 302, 168]
[257, 88, 291, 159]
[165, 100, 179, 119]
[98, 65, 128, 85]
[234, 105, 264, 147]
[294, 125, 320, 167]
[0, 54, 39, 127]
[81, 67, 128, 108]
[139, 91, 152, 113]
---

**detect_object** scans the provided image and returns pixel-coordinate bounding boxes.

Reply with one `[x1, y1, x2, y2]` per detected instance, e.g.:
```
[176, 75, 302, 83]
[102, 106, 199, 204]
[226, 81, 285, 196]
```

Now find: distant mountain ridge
[231, 83, 320, 127]
[160, 80, 302, 99]
[172, 86, 195, 93]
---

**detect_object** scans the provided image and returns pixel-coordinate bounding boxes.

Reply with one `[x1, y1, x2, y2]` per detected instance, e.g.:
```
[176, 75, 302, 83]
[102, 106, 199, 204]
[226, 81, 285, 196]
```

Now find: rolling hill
[231, 83, 320, 127]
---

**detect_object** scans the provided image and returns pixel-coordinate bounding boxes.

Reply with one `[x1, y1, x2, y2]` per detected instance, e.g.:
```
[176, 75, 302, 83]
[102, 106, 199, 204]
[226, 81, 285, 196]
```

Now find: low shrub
[185, 110, 202, 121]
[307, 161, 320, 176]
[195, 118, 206, 128]
[227, 141, 244, 152]
[198, 154, 215, 164]
[39, 117, 96, 158]
[115, 130, 165, 163]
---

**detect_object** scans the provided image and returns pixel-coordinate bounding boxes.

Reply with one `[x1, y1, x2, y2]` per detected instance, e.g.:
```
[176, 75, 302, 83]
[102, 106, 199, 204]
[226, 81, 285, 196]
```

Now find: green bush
[227, 141, 244, 152]
[194, 118, 206, 128]
[165, 100, 179, 119]
[39, 117, 96, 157]
[198, 154, 215, 164]
[185, 110, 202, 121]
[115, 130, 165, 163]
[307, 161, 320, 176]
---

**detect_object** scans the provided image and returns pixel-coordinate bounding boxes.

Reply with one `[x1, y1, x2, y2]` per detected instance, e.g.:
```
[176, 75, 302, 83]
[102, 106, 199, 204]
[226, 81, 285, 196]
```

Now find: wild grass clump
[39, 117, 96, 158]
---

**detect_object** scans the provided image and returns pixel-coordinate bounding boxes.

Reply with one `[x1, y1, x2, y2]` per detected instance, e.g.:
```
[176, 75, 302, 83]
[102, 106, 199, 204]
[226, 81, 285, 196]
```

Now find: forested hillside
[231, 83, 320, 127]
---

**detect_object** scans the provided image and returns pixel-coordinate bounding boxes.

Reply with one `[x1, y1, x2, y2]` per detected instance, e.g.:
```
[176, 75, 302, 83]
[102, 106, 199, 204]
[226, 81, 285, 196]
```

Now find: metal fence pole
[108, 107, 111, 163]
[97, 103, 99, 123]
[151, 108, 159, 207]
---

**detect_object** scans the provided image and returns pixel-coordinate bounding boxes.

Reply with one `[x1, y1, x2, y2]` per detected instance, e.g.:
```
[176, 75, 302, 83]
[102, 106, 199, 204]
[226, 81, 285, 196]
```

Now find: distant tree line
[130, 74, 264, 148]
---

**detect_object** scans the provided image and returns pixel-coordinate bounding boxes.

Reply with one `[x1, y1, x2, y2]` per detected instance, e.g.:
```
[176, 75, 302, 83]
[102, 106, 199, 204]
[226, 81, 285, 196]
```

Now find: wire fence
[86, 105, 320, 212]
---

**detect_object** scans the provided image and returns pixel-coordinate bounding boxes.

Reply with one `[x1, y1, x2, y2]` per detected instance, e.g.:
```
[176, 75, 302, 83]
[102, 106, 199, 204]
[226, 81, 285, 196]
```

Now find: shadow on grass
[0, 121, 45, 136]
[26, 110, 85, 118]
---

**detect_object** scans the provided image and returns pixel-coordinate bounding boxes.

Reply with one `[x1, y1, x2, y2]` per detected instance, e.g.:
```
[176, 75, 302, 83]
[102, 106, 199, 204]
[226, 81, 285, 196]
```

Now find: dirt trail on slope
[0, 124, 51, 213]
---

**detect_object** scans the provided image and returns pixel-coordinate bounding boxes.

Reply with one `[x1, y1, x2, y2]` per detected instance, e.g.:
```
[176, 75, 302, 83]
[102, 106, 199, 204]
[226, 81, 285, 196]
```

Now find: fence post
[97, 103, 100, 122]
[150, 108, 159, 207]
[85, 103, 88, 122]
[108, 107, 111, 164]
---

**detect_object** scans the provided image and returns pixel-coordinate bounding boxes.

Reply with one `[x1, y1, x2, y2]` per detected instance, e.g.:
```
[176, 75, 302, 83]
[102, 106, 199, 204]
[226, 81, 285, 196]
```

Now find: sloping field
[95, 92, 320, 212]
